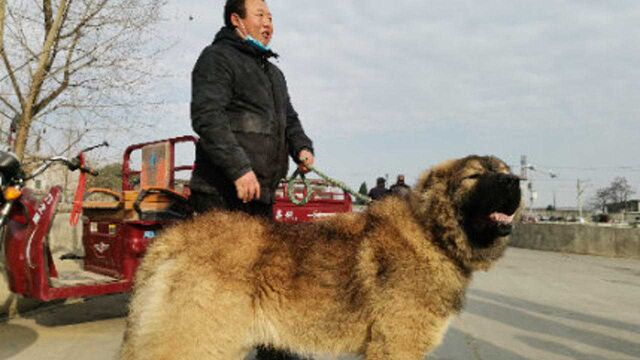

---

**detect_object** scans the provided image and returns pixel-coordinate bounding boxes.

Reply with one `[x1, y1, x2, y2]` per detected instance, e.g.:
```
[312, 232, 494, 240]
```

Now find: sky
[116, 0, 640, 209]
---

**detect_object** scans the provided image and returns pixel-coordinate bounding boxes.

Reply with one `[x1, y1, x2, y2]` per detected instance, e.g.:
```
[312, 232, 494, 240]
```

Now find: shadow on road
[602, 265, 640, 277]
[22, 293, 129, 327]
[467, 289, 640, 358]
[470, 289, 640, 334]
[516, 335, 610, 360]
[0, 324, 38, 359]
[434, 327, 531, 360]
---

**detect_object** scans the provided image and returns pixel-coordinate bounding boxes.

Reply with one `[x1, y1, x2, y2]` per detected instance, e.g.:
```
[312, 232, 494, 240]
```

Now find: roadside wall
[511, 223, 640, 260]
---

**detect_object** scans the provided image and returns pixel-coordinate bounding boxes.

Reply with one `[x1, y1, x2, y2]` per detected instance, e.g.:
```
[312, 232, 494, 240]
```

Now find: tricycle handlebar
[24, 156, 83, 181]
[23, 141, 107, 181]
[81, 141, 109, 154]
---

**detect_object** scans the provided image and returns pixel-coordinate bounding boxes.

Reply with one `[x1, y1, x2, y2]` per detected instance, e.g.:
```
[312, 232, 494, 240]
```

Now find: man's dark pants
[190, 190, 308, 360]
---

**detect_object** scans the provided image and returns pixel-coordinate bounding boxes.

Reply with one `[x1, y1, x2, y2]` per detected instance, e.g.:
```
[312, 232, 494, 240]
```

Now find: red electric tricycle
[1, 136, 196, 301]
[2, 136, 352, 302]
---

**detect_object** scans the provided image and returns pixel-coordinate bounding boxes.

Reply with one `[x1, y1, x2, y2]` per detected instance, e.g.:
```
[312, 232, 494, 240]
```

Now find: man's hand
[298, 149, 315, 174]
[234, 171, 261, 203]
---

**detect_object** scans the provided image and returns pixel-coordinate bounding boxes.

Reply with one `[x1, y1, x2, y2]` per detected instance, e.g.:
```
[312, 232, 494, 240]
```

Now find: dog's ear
[414, 159, 456, 194]
[412, 166, 458, 226]
[414, 170, 433, 194]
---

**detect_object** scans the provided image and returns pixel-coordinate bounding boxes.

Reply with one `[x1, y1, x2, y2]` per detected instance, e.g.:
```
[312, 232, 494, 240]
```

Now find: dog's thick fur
[120, 156, 521, 360]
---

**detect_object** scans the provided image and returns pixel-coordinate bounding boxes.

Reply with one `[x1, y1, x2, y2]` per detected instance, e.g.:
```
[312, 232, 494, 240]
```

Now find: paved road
[1, 248, 639, 360]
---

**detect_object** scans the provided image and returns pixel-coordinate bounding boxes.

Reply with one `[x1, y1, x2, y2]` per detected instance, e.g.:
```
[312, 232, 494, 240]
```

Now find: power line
[537, 164, 640, 171]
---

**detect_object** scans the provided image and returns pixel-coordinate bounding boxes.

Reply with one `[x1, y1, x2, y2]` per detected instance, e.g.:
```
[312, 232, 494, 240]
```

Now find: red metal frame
[122, 135, 197, 192]
[273, 180, 352, 223]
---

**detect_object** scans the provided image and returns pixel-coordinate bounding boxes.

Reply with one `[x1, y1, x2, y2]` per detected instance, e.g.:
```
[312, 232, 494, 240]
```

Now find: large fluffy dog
[120, 155, 521, 360]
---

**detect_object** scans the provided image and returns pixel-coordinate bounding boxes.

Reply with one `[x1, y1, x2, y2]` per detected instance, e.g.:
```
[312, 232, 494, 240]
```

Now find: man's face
[232, 0, 273, 46]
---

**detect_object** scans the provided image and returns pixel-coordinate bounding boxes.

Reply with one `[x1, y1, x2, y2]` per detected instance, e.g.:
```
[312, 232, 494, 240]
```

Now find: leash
[286, 162, 372, 206]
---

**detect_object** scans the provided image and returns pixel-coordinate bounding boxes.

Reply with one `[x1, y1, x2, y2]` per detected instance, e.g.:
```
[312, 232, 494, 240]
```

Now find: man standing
[389, 174, 411, 199]
[368, 177, 389, 200]
[190, 0, 314, 217]
[189, 1, 314, 359]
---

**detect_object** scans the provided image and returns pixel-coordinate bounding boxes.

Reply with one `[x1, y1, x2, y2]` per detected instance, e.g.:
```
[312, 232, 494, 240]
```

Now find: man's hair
[224, 0, 247, 28]
[224, 0, 266, 28]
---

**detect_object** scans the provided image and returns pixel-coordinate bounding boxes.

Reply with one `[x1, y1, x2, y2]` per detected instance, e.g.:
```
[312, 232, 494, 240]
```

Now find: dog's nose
[499, 174, 521, 187]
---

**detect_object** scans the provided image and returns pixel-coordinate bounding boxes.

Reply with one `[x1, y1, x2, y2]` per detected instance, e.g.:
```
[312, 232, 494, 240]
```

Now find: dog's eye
[465, 174, 482, 180]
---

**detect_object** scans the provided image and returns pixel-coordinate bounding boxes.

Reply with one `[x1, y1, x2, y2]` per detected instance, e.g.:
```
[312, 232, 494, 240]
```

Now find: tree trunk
[14, 111, 31, 160]
[0, 1, 5, 46]
[14, 0, 68, 160]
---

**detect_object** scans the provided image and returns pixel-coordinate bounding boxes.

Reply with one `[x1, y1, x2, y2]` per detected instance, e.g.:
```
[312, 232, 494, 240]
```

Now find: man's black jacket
[190, 27, 313, 204]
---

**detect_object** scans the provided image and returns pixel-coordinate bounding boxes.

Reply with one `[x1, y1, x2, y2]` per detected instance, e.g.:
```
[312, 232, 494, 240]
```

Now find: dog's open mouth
[489, 212, 514, 225]
[488, 211, 515, 236]
[471, 210, 516, 237]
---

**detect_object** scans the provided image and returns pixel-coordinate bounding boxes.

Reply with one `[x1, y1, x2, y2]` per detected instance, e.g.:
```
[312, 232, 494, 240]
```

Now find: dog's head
[412, 155, 522, 270]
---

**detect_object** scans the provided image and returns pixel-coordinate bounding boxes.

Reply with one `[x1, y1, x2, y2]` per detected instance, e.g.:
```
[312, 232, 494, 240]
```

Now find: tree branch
[42, 0, 72, 87]
[43, 0, 52, 38]
[0, 94, 18, 114]
[59, 0, 108, 39]
[0, 107, 15, 121]
[27, 0, 68, 108]
[0, 1, 27, 109]
[0, 0, 5, 47]
[33, 28, 80, 114]
[0, 51, 25, 109]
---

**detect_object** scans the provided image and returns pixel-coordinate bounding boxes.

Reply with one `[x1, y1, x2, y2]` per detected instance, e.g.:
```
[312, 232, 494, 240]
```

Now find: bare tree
[589, 177, 636, 213]
[0, 0, 166, 160]
[590, 187, 612, 212]
[609, 177, 635, 206]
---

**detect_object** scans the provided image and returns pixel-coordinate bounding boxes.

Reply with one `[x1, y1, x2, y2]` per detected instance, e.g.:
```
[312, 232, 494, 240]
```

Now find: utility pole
[520, 155, 528, 180]
[521, 155, 537, 214]
[520, 155, 558, 214]
[577, 179, 589, 221]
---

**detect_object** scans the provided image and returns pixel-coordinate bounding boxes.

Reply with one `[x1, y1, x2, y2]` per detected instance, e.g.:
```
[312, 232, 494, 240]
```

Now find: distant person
[389, 174, 411, 199]
[368, 177, 389, 200]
